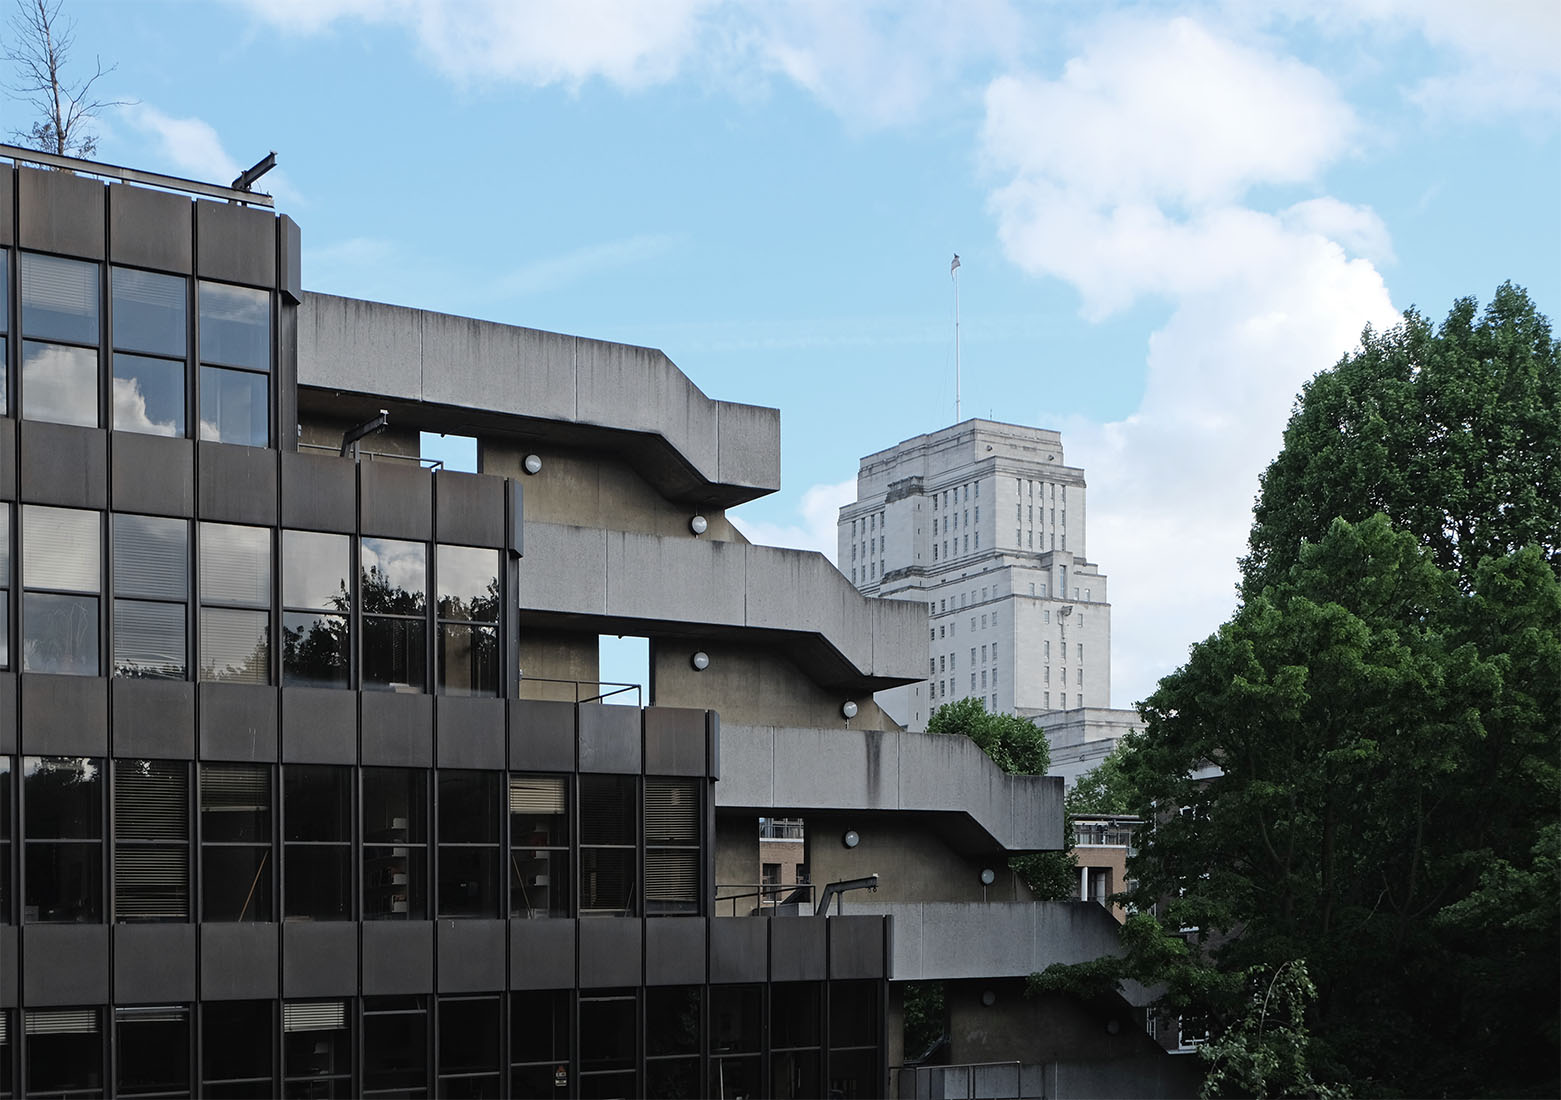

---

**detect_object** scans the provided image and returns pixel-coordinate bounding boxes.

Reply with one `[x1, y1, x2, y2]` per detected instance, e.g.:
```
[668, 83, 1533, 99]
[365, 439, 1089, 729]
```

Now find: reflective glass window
[363, 768, 426, 920]
[201, 764, 272, 922]
[283, 1000, 352, 1096]
[284, 766, 351, 921]
[22, 340, 97, 427]
[113, 514, 188, 680]
[23, 756, 103, 922]
[24, 1007, 102, 1099]
[436, 545, 498, 696]
[0, 507, 11, 670]
[437, 771, 499, 918]
[112, 268, 186, 358]
[0, 758, 11, 920]
[361, 537, 426, 691]
[198, 283, 269, 371]
[438, 997, 500, 1096]
[199, 523, 270, 684]
[201, 1000, 274, 1095]
[113, 759, 189, 921]
[282, 531, 350, 688]
[645, 777, 699, 915]
[510, 990, 570, 1096]
[363, 996, 427, 1099]
[579, 775, 635, 917]
[21, 253, 98, 346]
[22, 506, 100, 675]
[198, 365, 267, 446]
[113, 353, 184, 436]
[510, 775, 569, 918]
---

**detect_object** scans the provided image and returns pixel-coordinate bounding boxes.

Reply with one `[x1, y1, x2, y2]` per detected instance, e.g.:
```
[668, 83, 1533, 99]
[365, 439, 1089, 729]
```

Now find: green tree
[1064, 733, 1142, 817]
[926, 698, 1076, 900]
[1037, 286, 1560, 1098]
[1198, 961, 1346, 1100]
[1243, 282, 1559, 596]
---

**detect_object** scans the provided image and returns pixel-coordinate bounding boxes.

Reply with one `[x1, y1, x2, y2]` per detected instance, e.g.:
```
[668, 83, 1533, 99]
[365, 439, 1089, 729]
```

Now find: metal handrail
[297, 441, 443, 469]
[714, 881, 815, 916]
[515, 675, 642, 707]
[0, 141, 275, 207]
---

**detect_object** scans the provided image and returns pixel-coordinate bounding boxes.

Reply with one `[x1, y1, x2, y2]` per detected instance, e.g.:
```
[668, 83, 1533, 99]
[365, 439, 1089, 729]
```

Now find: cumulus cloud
[122, 104, 301, 204]
[981, 15, 1400, 704]
[730, 478, 856, 562]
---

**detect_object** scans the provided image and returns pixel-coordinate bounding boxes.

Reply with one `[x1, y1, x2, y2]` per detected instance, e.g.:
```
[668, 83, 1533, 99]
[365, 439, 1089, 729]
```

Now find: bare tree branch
[3, 0, 131, 157]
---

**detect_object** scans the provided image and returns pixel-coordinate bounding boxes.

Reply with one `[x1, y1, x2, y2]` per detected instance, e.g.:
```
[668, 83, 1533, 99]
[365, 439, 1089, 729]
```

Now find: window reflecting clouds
[113, 354, 184, 436]
[23, 341, 98, 426]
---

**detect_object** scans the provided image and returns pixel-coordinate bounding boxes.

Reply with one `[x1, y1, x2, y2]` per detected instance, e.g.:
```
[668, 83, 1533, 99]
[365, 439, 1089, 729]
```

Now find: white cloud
[122, 104, 302, 205]
[982, 16, 1400, 705]
[729, 478, 856, 563]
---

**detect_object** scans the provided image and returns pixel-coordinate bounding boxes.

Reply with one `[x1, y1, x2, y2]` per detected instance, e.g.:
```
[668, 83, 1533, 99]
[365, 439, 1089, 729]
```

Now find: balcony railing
[759, 817, 805, 840]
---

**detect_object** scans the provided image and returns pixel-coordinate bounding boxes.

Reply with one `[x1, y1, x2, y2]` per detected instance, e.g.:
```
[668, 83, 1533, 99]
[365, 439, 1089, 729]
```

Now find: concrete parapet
[298, 292, 780, 505]
[520, 522, 927, 690]
[860, 900, 1123, 982]
[716, 724, 1064, 852]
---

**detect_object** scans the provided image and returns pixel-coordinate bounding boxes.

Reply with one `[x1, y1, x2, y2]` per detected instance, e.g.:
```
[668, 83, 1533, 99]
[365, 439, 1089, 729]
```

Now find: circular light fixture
[979, 868, 996, 886]
[841, 700, 859, 720]
[690, 515, 708, 535]
[690, 651, 710, 671]
[842, 829, 860, 849]
[981, 990, 997, 1007]
[1106, 1018, 1121, 1035]
[523, 454, 543, 475]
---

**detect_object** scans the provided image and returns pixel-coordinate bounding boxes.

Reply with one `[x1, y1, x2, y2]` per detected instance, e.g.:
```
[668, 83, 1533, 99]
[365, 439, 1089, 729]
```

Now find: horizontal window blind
[509, 776, 565, 815]
[26, 1009, 99, 1035]
[285, 1001, 346, 1032]
[113, 514, 187, 599]
[115, 1006, 187, 1024]
[202, 764, 269, 810]
[23, 505, 100, 592]
[114, 848, 188, 919]
[115, 761, 187, 839]
[645, 850, 697, 903]
[645, 779, 698, 844]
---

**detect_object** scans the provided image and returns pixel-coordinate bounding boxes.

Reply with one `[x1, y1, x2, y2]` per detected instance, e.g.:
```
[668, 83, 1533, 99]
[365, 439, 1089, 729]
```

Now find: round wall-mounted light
[690, 515, 708, 535]
[842, 829, 861, 849]
[523, 454, 543, 475]
[690, 651, 710, 671]
[841, 700, 859, 720]
[980, 989, 997, 1007]
[979, 868, 996, 886]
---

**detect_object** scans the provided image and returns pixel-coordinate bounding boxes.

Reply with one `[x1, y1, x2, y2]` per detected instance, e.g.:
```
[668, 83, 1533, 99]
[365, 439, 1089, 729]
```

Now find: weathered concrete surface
[864, 900, 1122, 981]
[519, 522, 926, 691]
[716, 724, 1064, 852]
[298, 292, 779, 505]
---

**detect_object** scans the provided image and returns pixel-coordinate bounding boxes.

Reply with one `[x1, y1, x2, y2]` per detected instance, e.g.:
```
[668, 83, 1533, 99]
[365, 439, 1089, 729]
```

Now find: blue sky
[59, 0, 1561, 708]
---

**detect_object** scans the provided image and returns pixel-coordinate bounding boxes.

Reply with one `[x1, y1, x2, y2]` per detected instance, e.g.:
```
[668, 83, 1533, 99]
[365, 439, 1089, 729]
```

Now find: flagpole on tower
[951, 253, 962, 422]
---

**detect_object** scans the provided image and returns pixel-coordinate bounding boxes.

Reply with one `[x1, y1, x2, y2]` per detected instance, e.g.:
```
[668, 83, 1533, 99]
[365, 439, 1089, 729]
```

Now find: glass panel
[0, 334, 7, 418]
[22, 340, 97, 427]
[113, 268, 186, 357]
[283, 1004, 350, 1093]
[202, 1001, 272, 1086]
[509, 991, 570, 1065]
[21, 253, 98, 345]
[199, 365, 267, 447]
[362, 615, 425, 691]
[284, 767, 350, 842]
[199, 523, 270, 606]
[23, 592, 98, 675]
[202, 764, 269, 842]
[284, 531, 350, 612]
[771, 1050, 820, 1100]
[829, 981, 879, 1047]
[282, 611, 348, 688]
[114, 514, 188, 599]
[114, 760, 189, 921]
[116, 1006, 190, 1097]
[363, 997, 427, 1095]
[199, 283, 269, 371]
[711, 985, 762, 1054]
[437, 546, 498, 622]
[646, 987, 700, 1057]
[436, 623, 496, 697]
[579, 848, 633, 915]
[437, 847, 498, 919]
[510, 848, 568, 918]
[578, 993, 636, 1071]
[438, 998, 500, 1076]
[199, 608, 268, 684]
[438, 772, 497, 845]
[771, 983, 821, 1049]
[364, 769, 426, 920]
[112, 353, 185, 436]
[283, 845, 350, 921]
[25, 1008, 102, 1098]
[0, 248, 8, 333]
[203, 845, 270, 923]
[362, 538, 425, 614]
[23, 757, 101, 839]
[579, 776, 635, 846]
[23, 505, 100, 592]
[24, 839, 101, 921]
[113, 600, 186, 679]
[0, 591, 9, 674]
[647, 1059, 699, 1098]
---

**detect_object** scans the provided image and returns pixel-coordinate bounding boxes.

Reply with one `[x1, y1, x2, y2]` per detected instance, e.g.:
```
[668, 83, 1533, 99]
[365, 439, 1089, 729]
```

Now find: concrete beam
[715, 724, 1064, 852]
[297, 292, 780, 506]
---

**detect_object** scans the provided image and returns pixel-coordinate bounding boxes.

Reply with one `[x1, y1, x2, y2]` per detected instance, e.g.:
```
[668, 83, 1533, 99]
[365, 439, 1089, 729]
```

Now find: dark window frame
[112, 759, 191, 923]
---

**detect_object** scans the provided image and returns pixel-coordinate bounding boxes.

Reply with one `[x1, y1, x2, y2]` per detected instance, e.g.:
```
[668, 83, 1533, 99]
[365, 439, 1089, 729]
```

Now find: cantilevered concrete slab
[297, 292, 780, 507]
[520, 522, 928, 690]
[860, 900, 1125, 982]
[716, 724, 1064, 852]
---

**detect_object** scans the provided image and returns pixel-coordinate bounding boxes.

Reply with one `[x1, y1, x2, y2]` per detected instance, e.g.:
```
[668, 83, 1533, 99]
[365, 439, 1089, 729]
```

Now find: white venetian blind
[284, 1001, 346, 1032]
[509, 776, 566, 815]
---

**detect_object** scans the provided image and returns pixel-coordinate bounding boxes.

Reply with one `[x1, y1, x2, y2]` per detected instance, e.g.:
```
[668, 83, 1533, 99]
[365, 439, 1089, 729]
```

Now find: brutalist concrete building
[0, 148, 1187, 1100]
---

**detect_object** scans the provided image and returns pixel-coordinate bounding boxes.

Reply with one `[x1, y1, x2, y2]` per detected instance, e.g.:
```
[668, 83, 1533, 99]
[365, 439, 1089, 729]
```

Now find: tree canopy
[1038, 286, 1560, 1098]
[926, 698, 1077, 901]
